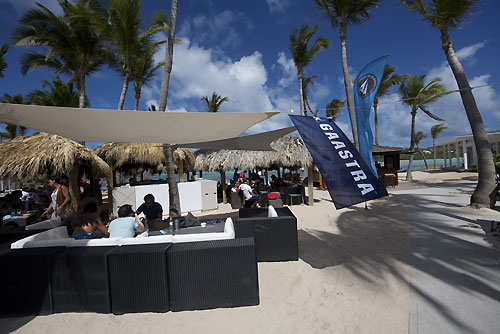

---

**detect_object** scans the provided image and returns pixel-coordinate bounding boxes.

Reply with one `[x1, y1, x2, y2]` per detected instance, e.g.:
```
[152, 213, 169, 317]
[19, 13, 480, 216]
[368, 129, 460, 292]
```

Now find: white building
[435, 131, 500, 168]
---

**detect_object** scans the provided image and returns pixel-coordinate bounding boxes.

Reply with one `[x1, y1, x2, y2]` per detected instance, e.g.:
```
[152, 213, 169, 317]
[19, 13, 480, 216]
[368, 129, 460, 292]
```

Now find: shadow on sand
[297, 190, 500, 333]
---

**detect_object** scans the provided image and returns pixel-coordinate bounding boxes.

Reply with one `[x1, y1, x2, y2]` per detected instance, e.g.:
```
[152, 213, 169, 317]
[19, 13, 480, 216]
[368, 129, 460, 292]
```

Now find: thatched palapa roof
[95, 143, 196, 173]
[95, 142, 165, 173]
[0, 132, 110, 180]
[195, 136, 313, 172]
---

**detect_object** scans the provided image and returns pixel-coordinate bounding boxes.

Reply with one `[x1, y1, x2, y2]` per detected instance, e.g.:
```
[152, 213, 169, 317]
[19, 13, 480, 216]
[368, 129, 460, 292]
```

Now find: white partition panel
[178, 182, 202, 213]
[134, 184, 170, 218]
[112, 185, 136, 216]
[113, 181, 218, 217]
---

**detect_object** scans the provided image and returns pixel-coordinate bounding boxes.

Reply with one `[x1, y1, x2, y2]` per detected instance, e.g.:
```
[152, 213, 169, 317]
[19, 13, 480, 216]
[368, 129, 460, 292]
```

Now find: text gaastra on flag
[290, 115, 388, 210]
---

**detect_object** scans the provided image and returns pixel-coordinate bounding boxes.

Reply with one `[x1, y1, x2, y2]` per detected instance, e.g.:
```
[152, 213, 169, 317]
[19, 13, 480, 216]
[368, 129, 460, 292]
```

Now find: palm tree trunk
[163, 144, 180, 217]
[406, 110, 417, 181]
[158, 0, 180, 216]
[373, 97, 379, 146]
[417, 145, 429, 169]
[134, 83, 142, 111]
[298, 71, 305, 116]
[78, 76, 85, 109]
[433, 140, 437, 169]
[339, 24, 358, 150]
[305, 94, 314, 116]
[158, 0, 178, 111]
[118, 73, 129, 110]
[221, 170, 227, 203]
[441, 29, 496, 208]
[307, 165, 314, 206]
[77, 76, 86, 146]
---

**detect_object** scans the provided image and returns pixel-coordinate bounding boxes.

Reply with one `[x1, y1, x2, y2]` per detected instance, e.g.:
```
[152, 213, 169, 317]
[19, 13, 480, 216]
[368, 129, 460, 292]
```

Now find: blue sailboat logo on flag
[290, 115, 387, 210]
[353, 55, 388, 176]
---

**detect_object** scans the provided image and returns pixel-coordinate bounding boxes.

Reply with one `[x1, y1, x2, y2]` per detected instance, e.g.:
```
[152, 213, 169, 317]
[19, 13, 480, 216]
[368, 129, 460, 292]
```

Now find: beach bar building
[435, 131, 500, 168]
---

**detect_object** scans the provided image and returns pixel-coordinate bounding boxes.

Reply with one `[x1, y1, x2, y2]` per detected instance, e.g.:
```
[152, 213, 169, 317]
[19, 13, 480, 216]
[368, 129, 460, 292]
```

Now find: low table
[149, 221, 225, 236]
[287, 193, 303, 205]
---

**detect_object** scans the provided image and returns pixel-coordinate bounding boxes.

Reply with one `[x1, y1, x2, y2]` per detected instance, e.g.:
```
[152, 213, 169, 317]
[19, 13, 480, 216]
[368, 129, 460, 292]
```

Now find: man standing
[136, 193, 163, 229]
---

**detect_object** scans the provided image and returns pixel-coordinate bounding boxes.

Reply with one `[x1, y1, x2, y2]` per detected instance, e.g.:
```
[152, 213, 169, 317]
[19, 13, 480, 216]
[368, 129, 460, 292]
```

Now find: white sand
[1, 171, 497, 334]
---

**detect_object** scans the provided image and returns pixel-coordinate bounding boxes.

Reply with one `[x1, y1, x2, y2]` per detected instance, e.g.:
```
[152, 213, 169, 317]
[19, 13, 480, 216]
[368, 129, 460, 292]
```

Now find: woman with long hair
[41, 175, 71, 219]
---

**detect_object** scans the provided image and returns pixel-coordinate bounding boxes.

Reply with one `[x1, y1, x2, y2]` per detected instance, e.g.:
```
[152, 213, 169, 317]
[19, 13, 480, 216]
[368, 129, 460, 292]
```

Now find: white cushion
[11, 226, 69, 249]
[13, 238, 74, 249]
[119, 234, 173, 245]
[268, 205, 278, 218]
[68, 238, 123, 247]
[25, 217, 62, 230]
[172, 217, 235, 243]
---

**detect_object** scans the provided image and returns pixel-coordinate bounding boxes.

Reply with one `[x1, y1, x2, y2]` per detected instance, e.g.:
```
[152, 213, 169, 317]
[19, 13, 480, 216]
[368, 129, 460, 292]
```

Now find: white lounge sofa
[11, 218, 235, 249]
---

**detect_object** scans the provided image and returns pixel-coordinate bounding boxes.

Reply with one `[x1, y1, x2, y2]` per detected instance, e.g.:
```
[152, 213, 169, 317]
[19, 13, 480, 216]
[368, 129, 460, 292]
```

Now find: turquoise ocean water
[137, 158, 457, 184]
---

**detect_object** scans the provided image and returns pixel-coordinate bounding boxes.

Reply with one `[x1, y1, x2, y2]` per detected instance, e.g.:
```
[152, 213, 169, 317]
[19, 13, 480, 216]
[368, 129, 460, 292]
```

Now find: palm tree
[314, 0, 381, 150]
[399, 74, 446, 181]
[158, 0, 180, 217]
[414, 131, 429, 169]
[11, 1, 112, 110]
[0, 44, 9, 78]
[0, 94, 26, 138]
[326, 98, 345, 122]
[131, 42, 165, 110]
[431, 123, 448, 169]
[99, 0, 167, 110]
[200, 92, 229, 113]
[26, 76, 87, 107]
[401, 0, 496, 208]
[289, 24, 330, 116]
[373, 65, 405, 145]
[302, 74, 319, 116]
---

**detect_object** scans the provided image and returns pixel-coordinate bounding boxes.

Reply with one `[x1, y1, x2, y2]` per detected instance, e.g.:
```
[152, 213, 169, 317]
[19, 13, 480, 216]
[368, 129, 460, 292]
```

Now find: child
[108, 204, 144, 238]
[72, 199, 108, 239]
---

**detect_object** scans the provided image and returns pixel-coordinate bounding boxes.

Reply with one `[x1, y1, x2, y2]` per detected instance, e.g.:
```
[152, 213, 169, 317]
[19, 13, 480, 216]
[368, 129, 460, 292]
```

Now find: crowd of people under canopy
[1, 167, 306, 241]
[227, 168, 304, 208]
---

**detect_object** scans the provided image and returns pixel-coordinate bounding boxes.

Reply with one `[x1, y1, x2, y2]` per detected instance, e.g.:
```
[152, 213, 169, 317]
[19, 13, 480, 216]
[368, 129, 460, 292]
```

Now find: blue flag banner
[290, 115, 388, 210]
[353, 55, 388, 176]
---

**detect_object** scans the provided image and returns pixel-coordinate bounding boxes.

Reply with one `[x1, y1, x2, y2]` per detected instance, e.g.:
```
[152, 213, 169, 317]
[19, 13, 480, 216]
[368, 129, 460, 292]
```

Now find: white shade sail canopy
[0, 104, 279, 144]
[178, 126, 296, 151]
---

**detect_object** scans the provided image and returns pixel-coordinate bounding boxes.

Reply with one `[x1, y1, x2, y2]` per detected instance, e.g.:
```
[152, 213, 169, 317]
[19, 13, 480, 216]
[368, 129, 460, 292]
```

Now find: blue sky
[0, 0, 499, 149]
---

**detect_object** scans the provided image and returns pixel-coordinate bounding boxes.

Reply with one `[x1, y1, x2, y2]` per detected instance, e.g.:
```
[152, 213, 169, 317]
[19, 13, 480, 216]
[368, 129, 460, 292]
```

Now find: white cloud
[276, 52, 296, 87]
[455, 42, 485, 63]
[266, 0, 291, 14]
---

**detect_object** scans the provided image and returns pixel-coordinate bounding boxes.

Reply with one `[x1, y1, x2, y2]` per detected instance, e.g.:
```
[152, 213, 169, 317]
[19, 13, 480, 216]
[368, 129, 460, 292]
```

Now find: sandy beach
[1, 170, 499, 334]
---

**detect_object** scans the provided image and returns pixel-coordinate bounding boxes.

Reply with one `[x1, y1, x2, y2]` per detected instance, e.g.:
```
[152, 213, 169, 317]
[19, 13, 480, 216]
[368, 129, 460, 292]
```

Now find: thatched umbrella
[195, 136, 314, 204]
[173, 147, 195, 182]
[0, 132, 111, 211]
[95, 142, 165, 183]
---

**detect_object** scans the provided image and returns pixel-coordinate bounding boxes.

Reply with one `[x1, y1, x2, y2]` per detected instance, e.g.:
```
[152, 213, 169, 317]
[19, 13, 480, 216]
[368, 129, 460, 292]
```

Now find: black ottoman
[50, 246, 115, 313]
[0, 246, 65, 317]
[167, 238, 259, 311]
[108, 243, 171, 314]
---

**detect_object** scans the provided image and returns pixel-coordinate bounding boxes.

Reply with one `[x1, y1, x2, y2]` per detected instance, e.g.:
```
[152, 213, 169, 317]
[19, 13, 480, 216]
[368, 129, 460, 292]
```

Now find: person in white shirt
[239, 178, 259, 207]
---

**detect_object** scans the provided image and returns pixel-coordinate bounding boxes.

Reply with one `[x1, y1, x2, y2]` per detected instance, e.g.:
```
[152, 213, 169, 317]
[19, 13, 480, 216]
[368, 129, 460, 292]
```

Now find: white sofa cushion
[25, 217, 62, 231]
[172, 217, 235, 243]
[268, 205, 278, 218]
[68, 238, 123, 247]
[11, 226, 69, 249]
[119, 234, 174, 245]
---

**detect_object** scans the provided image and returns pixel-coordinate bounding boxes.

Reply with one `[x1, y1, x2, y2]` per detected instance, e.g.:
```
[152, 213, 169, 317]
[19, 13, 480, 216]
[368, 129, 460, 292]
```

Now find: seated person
[375, 160, 382, 169]
[240, 178, 259, 208]
[71, 199, 109, 239]
[291, 174, 301, 187]
[108, 204, 144, 238]
[136, 193, 163, 229]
